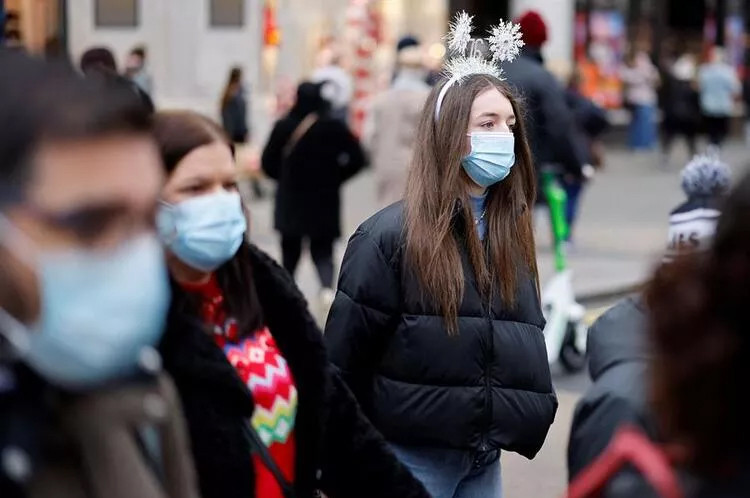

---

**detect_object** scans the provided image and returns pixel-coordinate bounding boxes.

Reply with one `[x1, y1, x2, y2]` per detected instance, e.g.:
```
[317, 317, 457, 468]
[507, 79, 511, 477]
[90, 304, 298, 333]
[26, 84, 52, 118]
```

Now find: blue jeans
[629, 104, 657, 149]
[390, 444, 502, 498]
[562, 180, 584, 241]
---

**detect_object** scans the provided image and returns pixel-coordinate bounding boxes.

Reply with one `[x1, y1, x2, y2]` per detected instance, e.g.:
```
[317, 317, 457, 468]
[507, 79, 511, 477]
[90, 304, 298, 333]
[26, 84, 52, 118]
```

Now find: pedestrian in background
[79, 45, 118, 76]
[262, 81, 365, 318]
[698, 46, 740, 147]
[152, 110, 429, 498]
[365, 36, 430, 207]
[221, 66, 264, 200]
[325, 72, 557, 498]
[124, 45, 153, 96]
[621, 50, 660, 150]
[504, 10, 588, 201]
[568, 152, 732, 494]
[221, 66, 249, 144]
[564, 67, 610, 244]
[0, 50, 198, 498]
[80, 46, 154, 113]
[660, 52, 701, 166]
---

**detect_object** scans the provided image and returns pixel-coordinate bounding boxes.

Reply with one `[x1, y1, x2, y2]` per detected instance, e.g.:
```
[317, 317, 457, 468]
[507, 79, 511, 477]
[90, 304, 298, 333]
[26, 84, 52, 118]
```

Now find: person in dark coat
[503, 11, 588, 196]
[262, 81, 365, 312]
[79, 46, 155, 113]
[221, 66, 265, 200]
[152, 110, 429, 498]
[634, 170, 750, 497]
[567, 295, 653, 483]
[660, 54, 701, 166]
[564, 68, 609, 242]
[325, 72, 557, 498]
[221, 66, 249, 144]
[568, 152, 732, 496]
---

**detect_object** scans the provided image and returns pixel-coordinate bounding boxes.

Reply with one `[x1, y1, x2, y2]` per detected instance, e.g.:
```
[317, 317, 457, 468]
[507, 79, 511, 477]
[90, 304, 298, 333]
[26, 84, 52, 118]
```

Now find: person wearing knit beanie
[665, 150, 731, 260]
[568, 150, 731, 484]
[516, 10, 548, 48]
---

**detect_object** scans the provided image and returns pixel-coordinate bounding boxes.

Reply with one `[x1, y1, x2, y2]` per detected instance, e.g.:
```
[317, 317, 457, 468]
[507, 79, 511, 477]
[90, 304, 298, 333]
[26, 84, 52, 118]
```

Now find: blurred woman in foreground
[152, 110, 429, 498]
[646, 171, 750, 495]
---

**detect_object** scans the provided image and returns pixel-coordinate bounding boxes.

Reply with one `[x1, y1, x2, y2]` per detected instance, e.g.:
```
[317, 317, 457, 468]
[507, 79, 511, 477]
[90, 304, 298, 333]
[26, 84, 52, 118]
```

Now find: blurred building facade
[3, 0, 747, 126]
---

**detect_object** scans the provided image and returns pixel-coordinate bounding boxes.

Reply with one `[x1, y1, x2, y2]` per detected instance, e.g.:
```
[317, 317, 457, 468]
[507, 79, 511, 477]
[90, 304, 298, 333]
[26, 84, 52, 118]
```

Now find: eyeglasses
[20, 201, 156, 248]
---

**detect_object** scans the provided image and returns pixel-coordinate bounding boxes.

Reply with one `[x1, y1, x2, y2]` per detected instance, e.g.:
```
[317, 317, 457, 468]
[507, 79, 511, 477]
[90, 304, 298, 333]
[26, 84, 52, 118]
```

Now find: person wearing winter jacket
[325, 68, 557, 498]
[503, 11, 588, 194]
[567, 152, 732, 494]
[643, 170, 750, 497]
[152, 110, 428, 498]
[262, 81, 365, 317]
[660, 53, 701, 165]
[0, 50, 199, 498]
[365, 40, 430, 208]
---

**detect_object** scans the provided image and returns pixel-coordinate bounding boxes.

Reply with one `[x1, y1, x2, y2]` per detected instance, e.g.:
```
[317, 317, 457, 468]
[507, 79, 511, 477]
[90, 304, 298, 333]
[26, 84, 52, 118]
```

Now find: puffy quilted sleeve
[324, 227, 400, 405]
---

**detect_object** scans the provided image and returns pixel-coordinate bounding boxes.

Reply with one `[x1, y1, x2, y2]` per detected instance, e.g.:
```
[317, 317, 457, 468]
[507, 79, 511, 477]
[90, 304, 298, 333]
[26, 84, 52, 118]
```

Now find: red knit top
[182, 274, 297, 498]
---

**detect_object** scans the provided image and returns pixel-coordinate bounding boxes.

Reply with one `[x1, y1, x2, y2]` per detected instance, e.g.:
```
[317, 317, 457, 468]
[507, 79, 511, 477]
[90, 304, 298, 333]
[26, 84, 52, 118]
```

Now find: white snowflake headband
[435, 11, 524, 120]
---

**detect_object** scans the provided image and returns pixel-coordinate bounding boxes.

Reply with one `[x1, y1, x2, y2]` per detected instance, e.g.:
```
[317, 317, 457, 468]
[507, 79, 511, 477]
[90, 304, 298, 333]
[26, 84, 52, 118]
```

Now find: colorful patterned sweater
[182, 274, 298, 498]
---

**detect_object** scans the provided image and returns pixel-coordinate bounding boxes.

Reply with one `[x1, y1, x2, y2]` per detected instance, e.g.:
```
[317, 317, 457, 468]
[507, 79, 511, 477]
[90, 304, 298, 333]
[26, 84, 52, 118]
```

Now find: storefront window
[95, 0, 138, 27]
[210, 0, 244, 27]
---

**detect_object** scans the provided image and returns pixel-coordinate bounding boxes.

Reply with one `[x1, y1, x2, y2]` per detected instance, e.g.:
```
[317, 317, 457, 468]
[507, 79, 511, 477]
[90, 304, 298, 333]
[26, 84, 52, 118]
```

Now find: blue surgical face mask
[0, 217, 170, 390]
[461, 132, 516, 188]
[156, 191, 247, 272]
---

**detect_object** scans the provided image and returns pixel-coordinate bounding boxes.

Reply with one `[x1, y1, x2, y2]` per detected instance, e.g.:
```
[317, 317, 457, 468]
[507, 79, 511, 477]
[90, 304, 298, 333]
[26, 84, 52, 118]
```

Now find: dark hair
[80, 46, 117, 74]
[405, 74, 538, 332]
[646, 171, 750, 476]
[220, 66, 243, 110]
[0, 49, 151, 207]
[289, 81, 330, 120]
[152, 110, 263, 337]
[130, 46, 146, 59]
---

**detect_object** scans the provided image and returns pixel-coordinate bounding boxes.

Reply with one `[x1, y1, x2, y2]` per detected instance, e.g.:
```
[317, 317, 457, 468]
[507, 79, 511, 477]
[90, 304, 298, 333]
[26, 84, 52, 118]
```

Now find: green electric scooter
[540, 170, 587, 372]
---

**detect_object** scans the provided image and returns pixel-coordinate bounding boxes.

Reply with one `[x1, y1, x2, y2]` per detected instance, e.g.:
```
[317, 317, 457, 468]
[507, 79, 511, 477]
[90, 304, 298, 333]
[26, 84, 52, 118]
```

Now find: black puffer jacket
[325, 202, 557, 458]
[160, 244, 430, 498]
[568, 296, 750, 497]
[568, 295, 654, 482]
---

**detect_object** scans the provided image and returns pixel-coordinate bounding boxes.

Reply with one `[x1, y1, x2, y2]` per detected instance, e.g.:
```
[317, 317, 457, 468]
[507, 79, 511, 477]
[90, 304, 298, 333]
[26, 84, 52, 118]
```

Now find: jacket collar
[159, 244, 329, 415]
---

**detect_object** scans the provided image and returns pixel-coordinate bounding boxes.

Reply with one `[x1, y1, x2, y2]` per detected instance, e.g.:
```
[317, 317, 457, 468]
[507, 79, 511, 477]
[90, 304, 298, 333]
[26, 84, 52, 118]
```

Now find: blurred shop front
[1, 0, 66, 54]
[573, 0, 747, 109]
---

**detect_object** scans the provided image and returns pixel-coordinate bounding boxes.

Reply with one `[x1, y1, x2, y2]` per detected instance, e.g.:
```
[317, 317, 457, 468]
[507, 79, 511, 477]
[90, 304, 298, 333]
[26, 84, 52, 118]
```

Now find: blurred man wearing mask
[0, 50, 198, 498]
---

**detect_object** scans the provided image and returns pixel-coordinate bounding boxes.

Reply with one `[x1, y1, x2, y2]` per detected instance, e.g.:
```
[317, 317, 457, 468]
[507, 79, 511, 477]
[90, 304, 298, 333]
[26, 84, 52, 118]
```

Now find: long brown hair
[404, 75, 538, 333]
[153, 110, 263, 337]
[220, 66, 243, 110]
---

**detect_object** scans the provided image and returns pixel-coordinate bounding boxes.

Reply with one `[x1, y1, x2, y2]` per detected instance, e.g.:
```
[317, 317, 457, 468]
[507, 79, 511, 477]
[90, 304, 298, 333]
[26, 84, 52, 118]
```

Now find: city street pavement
[244, 139, 748, 497]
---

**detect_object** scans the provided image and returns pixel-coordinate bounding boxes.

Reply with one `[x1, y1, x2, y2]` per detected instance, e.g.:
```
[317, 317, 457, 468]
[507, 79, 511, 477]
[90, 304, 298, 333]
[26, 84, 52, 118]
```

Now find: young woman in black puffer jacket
[325, 71, 557, 498]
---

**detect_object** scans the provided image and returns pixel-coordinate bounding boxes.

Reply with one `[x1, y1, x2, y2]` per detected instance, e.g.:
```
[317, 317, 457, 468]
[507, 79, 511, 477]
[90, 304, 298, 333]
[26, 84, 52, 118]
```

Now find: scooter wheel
[560, 322, 586, 373]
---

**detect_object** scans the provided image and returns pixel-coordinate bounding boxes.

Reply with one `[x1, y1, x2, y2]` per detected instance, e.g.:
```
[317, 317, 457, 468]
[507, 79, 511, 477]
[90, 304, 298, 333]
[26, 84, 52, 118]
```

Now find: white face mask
[0, 216, 170, 390]
[461, 132, 516, 188]
[156, 191, 247, 272]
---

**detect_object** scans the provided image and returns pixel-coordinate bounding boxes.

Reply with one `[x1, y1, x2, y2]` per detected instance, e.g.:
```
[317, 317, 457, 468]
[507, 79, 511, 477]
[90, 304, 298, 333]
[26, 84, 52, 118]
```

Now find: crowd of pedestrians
[1, 7, 750, 498]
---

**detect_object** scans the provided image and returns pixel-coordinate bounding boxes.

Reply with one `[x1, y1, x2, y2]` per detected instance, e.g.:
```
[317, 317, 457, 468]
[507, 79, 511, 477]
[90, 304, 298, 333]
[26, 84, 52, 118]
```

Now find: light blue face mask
[461, 131, 516, 188]
[156, 191, 247, 272]
[0, 218, 170, 390]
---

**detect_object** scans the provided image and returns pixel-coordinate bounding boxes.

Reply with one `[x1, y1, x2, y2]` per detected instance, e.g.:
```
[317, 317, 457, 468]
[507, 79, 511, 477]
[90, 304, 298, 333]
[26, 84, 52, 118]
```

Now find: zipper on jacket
[480, 300, 494, 452]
